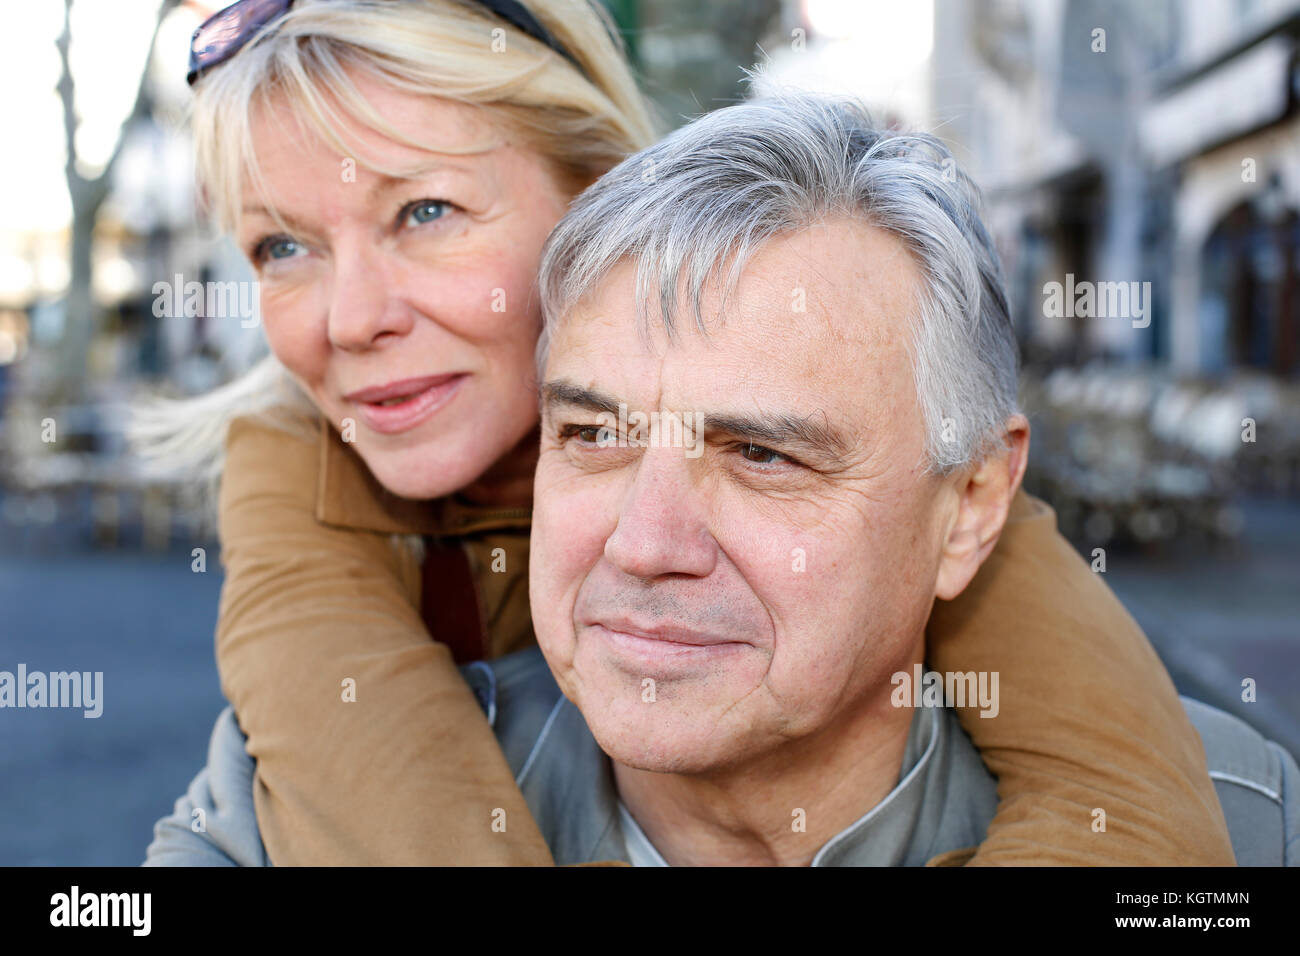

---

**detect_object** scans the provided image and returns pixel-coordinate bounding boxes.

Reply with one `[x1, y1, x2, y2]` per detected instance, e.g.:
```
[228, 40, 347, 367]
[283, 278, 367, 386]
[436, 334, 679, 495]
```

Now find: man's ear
[934, 414, 1030, 601]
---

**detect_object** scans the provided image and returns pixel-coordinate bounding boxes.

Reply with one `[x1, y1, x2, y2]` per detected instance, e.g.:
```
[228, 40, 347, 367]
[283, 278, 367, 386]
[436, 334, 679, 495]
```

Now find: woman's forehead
[248, 73, 503, 164]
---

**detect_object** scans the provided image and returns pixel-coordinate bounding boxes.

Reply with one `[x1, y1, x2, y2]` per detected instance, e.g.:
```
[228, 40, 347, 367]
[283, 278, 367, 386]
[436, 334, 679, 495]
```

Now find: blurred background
[1, 0, 1297, 864]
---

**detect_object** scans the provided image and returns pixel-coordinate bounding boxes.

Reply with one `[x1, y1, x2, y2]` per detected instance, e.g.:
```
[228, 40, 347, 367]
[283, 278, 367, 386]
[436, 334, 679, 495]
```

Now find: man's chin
[583, 710, 743, 776]
[601, 740, 714, 776]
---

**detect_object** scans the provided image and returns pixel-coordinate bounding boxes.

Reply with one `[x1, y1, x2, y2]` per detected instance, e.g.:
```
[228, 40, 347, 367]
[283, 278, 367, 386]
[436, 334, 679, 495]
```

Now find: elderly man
[146, 92, 1298, 867]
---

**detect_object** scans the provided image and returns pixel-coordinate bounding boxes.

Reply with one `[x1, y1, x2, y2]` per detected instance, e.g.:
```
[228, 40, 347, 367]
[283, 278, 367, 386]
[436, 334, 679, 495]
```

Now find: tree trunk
[54, 0, 177, 400]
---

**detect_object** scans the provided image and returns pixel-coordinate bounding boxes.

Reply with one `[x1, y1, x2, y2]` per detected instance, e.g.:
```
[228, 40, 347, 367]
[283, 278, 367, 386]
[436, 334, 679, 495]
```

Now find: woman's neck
[458, 427, 540, 510]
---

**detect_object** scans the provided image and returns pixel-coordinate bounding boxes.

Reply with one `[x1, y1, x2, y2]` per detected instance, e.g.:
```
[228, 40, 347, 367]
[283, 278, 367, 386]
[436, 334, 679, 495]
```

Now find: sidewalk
[0, 549, 226, 865]
[1104, 495, 1300, 760]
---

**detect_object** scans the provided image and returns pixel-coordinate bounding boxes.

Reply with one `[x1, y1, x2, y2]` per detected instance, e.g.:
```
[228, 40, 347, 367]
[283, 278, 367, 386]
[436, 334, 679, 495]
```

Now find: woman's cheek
[476, 271, 542, 342]
[259, 286, 329, 386]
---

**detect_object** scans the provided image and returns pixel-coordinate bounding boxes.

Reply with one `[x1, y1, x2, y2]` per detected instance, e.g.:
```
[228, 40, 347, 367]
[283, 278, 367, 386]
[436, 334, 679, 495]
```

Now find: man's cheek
[536, 500, 599, 576]
[531, 502, 591, 633]
[721, 525, 833, 636]
[542, 473, 621, 551]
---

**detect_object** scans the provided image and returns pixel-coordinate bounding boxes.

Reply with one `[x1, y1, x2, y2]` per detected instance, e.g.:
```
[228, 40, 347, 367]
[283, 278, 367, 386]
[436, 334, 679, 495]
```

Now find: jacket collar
[515, 689, 998, 866]
[516, 697, 629, 864]
[313, 419, 533, 537]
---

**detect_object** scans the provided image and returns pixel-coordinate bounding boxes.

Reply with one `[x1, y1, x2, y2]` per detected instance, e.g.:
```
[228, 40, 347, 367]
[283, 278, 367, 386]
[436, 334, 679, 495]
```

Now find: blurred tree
[606, 0, 782, 125]
[55, 0, 180, 400]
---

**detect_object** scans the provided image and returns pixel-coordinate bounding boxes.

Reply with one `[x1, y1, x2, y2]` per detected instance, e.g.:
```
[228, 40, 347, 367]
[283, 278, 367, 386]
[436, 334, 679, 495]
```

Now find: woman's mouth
[343, 373, 468, 435]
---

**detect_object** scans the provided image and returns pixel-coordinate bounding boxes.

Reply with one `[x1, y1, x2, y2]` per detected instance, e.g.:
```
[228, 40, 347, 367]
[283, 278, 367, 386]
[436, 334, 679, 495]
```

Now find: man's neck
[611, 668, 920, 867]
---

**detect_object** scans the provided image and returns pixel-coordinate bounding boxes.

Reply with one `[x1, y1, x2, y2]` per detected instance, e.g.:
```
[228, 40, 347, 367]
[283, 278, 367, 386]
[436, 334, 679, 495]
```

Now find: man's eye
[737, 442, 790, 466]
[400, 199, 451, 228]
[253, 236, 304, 263]
[559, 423, 619, 447]
[574, 425, 618, 446]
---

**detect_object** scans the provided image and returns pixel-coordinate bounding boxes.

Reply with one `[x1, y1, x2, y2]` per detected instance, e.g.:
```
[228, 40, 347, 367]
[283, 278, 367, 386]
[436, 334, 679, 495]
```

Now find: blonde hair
[132, 0, 659, 483]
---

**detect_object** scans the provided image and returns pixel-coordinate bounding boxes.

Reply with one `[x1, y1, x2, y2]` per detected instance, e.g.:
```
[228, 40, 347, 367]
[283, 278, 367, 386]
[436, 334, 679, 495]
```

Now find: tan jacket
[215, 414, 1236, 866]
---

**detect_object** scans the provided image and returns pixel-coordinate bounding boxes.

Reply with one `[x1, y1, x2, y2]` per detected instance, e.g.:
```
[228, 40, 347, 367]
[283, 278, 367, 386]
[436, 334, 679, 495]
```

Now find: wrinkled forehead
[544, 221, 924, 429]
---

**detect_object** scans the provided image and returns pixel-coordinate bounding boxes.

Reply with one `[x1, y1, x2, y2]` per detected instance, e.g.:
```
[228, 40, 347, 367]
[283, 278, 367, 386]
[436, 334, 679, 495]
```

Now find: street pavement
[0, 548, 226, 866]
[1105, 495, 1300, 760]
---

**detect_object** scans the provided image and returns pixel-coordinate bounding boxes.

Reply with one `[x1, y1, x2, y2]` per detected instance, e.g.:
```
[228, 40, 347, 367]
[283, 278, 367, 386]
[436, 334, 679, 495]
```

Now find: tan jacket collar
[314, 420, 532, 537]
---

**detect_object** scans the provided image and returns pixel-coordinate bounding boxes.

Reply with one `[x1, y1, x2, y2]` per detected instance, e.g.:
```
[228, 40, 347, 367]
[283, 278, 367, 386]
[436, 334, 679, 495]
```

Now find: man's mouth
[592, 618, 741, 647]
[590, 621, 750, 673]
[343, 373, 468, 435]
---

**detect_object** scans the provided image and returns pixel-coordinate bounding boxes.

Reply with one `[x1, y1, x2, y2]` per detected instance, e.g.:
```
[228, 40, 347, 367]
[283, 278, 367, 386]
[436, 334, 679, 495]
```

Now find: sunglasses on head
[187, 0, 590, 86]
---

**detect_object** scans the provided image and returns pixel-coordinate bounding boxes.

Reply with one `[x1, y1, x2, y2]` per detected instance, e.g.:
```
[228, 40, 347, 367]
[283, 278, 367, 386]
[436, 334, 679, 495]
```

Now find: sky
[0, 1, 206, 306]
[0, 0, 203, 236]
[763, 0, 934, 123]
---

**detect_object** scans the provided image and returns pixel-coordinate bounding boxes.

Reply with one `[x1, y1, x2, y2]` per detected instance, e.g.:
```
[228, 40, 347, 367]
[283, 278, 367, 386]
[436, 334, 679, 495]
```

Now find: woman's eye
[401, 199, 451, 228]
[253, 236, 303, 263]
[738, 442, 790, 466]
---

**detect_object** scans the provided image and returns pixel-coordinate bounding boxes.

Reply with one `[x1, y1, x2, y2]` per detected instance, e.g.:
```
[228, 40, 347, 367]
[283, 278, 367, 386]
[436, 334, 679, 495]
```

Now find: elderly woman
[141, 0, 1233, 865]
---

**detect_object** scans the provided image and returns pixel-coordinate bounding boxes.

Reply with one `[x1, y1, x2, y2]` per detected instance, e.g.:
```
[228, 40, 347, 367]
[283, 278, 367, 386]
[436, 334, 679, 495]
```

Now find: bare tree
[54, 0, 181, 398]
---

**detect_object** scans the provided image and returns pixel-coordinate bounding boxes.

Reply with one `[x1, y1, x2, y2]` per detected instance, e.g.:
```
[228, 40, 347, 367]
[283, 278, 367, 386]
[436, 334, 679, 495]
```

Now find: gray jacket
[143, 647, 1300, 866]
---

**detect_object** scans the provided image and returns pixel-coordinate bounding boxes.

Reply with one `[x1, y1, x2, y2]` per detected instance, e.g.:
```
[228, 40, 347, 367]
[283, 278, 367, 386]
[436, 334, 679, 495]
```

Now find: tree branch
[58, 0, 182, 198]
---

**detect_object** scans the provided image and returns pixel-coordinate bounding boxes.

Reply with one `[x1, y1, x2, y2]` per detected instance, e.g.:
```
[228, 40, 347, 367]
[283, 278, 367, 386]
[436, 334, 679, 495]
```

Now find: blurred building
[932, 0, 1300, 377]
[932, 0, 1300, 546]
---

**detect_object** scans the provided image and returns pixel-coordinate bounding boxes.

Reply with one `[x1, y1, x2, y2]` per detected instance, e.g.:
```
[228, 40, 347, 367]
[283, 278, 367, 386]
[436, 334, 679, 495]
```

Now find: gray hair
[536, 90, 1019, 473]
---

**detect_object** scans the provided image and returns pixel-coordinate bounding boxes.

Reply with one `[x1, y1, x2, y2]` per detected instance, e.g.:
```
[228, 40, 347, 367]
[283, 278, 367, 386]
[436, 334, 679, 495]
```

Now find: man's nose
[326, 241, 415, 351]
[603, 447, 717, 580]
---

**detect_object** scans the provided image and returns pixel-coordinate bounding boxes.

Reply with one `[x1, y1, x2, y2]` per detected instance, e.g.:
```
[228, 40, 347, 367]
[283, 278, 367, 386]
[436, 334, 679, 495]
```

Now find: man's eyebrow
[540, 381, 623, 416]
[703, 411, 851, 461]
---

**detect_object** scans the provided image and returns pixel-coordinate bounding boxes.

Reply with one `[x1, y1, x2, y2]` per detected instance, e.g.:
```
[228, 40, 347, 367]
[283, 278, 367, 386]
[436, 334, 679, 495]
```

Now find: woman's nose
[326, 242, 415, 351]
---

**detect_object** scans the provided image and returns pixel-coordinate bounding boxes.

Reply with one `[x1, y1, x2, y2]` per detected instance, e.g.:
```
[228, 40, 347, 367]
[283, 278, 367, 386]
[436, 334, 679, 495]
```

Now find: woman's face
[239, 71, 574, 501]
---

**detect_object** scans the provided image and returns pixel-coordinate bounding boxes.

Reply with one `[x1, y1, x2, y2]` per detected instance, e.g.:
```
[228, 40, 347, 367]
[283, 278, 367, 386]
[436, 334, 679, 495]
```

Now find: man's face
[531, 220, 957, 774]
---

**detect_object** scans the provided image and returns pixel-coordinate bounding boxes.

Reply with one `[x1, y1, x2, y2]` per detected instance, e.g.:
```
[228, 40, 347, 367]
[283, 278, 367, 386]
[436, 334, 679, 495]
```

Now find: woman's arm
[928, 489, 1237, 865]
[215, 415, 554, 865]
